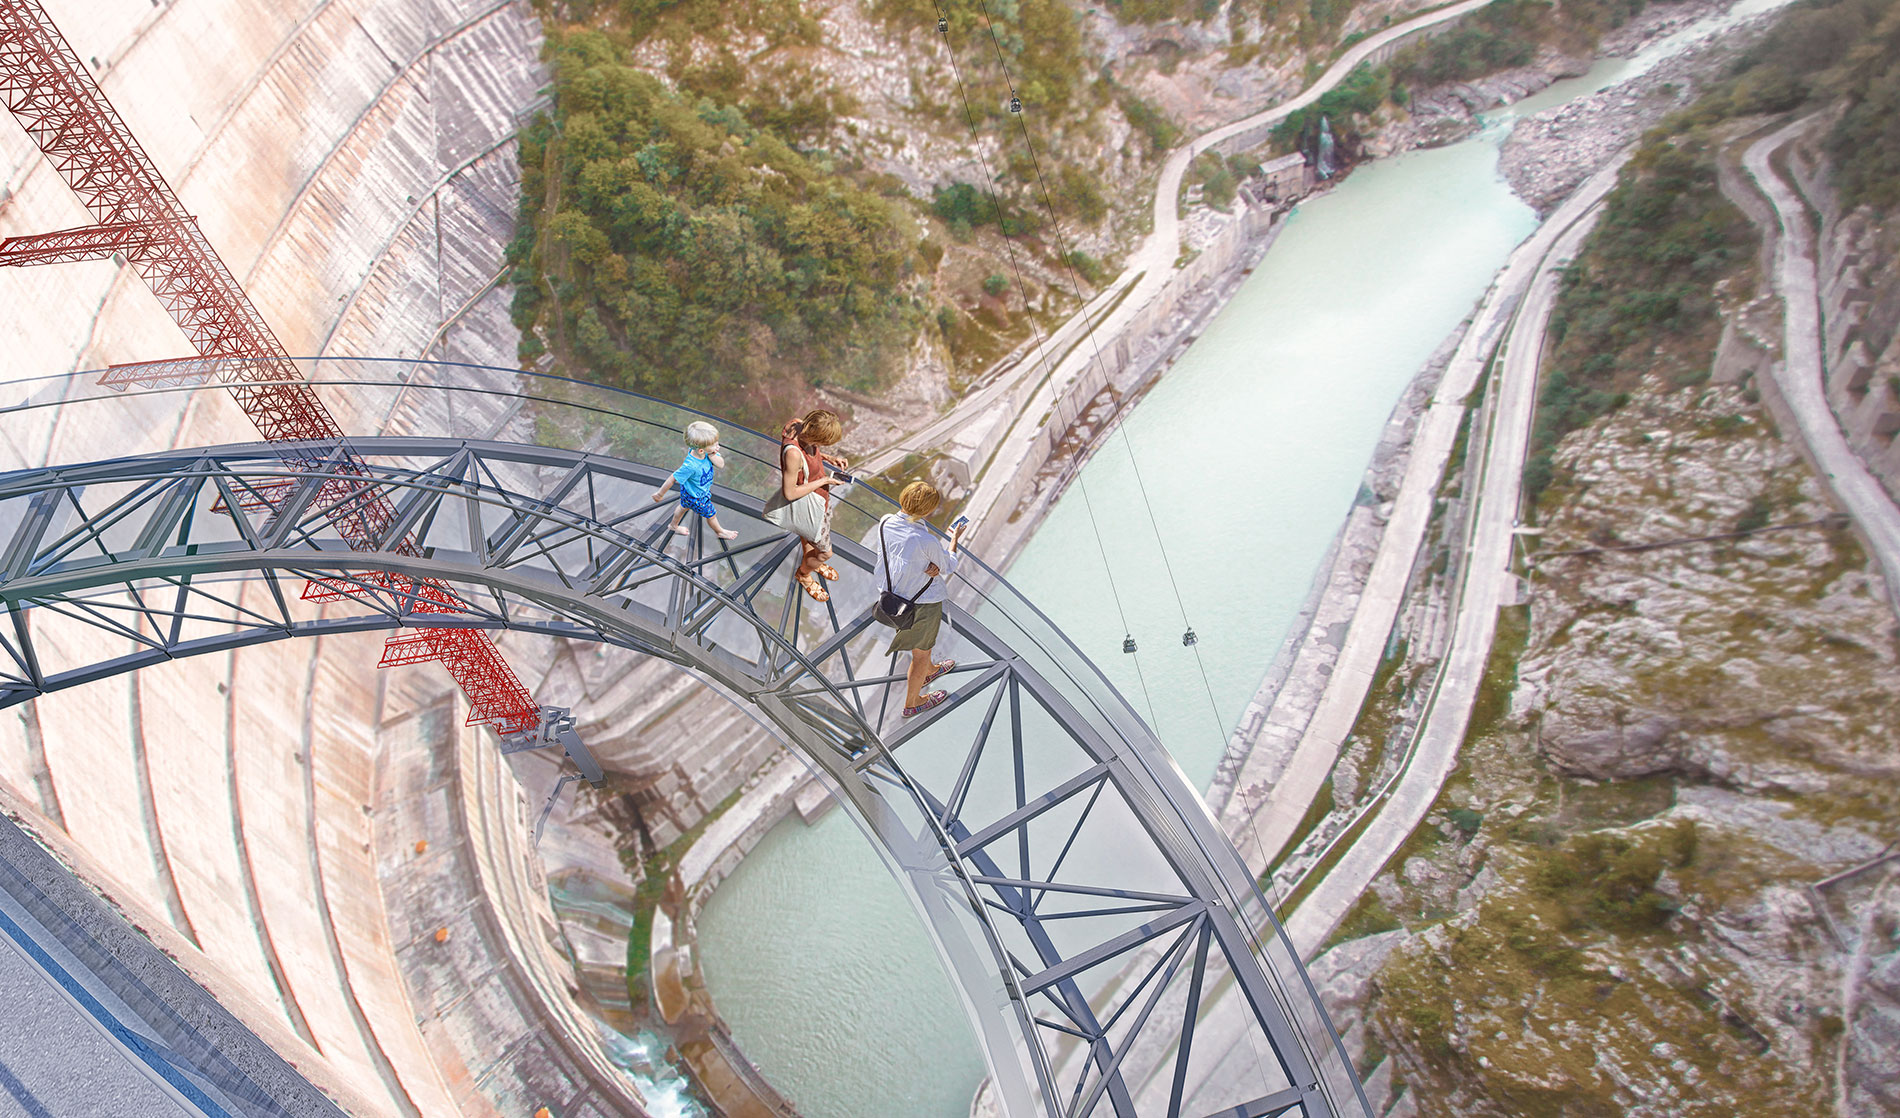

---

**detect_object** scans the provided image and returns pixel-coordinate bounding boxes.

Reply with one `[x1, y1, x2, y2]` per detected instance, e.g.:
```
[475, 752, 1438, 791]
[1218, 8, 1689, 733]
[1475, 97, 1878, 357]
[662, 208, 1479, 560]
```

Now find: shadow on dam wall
[0, 1, 720, 1113]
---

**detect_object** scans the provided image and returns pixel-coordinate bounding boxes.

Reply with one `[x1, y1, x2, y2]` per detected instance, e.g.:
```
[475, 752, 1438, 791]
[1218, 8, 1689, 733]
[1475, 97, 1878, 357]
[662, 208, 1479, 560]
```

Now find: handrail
[0, 358, 1372, 1116]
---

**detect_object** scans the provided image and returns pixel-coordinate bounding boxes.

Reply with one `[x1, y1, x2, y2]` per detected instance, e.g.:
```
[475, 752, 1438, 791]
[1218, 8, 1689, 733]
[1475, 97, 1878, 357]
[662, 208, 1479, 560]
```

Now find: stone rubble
[1499, 11, 1770, 213]
[1312, 375, 1900, 1114]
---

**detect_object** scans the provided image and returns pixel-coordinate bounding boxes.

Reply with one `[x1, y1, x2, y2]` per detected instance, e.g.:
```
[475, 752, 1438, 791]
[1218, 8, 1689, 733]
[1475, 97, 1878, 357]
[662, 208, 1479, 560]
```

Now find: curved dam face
[0, 3, 1370, 1115]
[0, 3, 663, 1114]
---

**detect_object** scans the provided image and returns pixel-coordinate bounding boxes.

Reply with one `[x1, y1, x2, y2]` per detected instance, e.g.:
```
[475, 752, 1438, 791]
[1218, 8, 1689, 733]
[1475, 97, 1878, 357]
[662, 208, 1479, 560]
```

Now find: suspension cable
[925, 0, 1159, 728]
[959, 0, 1298, 938]
[960, 0, 1251, 738]
[951, 0, 1293, 1092]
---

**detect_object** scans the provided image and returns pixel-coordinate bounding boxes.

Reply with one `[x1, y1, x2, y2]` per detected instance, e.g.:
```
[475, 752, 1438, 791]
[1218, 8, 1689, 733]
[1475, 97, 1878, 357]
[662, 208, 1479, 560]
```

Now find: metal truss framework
[0, 0, 540, 733]
[0, 437, 1368, 1118]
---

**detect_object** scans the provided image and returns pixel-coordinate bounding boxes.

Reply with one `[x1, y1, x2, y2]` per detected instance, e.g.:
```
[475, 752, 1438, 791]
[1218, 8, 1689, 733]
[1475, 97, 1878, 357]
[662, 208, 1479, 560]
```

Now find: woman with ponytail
[774, 408, 847, 602]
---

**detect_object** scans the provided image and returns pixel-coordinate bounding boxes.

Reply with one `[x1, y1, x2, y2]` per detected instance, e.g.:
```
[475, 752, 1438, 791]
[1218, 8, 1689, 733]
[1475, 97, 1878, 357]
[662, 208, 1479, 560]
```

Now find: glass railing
[0, 356, 1369, 1117]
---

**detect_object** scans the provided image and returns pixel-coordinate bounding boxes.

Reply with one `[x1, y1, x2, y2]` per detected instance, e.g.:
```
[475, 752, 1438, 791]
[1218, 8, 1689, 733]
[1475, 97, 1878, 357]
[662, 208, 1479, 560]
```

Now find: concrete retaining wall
[1784, 138, 1900, 498]
[985, 198, 1281, 539]
[0, 1, 657, 1113]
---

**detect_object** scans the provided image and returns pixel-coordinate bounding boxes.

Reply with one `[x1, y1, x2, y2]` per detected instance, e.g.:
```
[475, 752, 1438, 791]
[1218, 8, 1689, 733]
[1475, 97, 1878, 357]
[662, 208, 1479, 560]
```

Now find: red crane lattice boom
[0, 0, 539, 733]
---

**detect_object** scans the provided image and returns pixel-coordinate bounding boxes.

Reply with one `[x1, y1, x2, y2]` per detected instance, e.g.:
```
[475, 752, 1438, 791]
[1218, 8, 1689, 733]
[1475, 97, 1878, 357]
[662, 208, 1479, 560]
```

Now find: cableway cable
[943, 0, 1308, 1096]
[958, 0, 1286, 896]
[924, 0, 1159, 729]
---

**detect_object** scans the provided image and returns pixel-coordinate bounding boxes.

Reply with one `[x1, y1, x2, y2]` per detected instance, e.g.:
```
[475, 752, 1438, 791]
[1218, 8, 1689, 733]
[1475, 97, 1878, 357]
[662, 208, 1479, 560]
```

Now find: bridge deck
[0, 360, 1369, 1118]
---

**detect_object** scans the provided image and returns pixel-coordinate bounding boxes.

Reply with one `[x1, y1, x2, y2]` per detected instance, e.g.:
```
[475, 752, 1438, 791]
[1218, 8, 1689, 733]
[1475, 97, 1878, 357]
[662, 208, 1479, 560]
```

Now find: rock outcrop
[1520, 379, 1900, 794]
[1497, 0, 1767, 212]
[1331, 374, 1900, 1115]
[1367, 53, 1588, 156]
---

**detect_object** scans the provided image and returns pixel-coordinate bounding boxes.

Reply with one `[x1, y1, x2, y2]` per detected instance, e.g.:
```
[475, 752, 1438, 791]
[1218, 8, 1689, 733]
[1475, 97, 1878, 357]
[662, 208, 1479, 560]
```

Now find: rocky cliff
[1352, 375, 1900, 1116]
[1302, 4, 1900, 1103]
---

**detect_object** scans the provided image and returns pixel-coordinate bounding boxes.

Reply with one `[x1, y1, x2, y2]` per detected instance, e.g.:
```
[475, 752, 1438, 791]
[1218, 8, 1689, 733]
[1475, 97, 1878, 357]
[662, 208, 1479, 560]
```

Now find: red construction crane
[0, 0, 540, 734]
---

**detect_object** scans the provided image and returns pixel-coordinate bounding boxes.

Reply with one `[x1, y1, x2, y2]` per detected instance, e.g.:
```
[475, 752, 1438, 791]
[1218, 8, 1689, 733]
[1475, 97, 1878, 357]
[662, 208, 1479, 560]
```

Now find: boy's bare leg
[707, 515, 738, 540]
[668, 508, 689, 535]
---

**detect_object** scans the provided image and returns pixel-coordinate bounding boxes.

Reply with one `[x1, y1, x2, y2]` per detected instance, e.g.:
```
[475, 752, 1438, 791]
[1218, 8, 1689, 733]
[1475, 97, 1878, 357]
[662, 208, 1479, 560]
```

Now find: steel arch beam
[0, 437, 1366, 1118]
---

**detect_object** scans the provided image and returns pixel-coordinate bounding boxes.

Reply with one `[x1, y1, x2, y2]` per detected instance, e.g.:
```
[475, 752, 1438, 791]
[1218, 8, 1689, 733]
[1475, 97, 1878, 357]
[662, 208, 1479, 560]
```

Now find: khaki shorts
[887, 601, 944, 653]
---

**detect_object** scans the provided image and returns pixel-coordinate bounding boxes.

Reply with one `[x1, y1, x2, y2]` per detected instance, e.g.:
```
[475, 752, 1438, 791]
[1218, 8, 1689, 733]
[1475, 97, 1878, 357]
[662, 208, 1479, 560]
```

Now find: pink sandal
[903, 690, 949, 719]
[924, 659, 956, 685]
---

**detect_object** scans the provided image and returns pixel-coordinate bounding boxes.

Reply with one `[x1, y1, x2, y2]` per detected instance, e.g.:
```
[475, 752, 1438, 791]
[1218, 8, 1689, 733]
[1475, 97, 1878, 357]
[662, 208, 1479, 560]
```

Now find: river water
[692, 8, 1769, 1111]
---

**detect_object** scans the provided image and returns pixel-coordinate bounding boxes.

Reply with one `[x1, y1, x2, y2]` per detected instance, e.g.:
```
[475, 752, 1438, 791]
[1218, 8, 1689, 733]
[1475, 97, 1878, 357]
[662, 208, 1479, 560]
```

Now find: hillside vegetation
[1389, 0, 1648, 87]
[510, 26, 919, 424]
[1271, 0, 1658, 161]
[1526, 0, 1900, 502]
[1357, 2, 1900, 1113]
[509, 0, 1417, 425]
[510, 0, 1149, 424]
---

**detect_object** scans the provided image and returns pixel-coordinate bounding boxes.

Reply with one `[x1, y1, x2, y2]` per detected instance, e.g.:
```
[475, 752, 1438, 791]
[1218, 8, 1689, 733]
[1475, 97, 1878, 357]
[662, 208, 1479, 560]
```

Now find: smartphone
[950, 515, 970, 534]
[830, 469, 854, 484]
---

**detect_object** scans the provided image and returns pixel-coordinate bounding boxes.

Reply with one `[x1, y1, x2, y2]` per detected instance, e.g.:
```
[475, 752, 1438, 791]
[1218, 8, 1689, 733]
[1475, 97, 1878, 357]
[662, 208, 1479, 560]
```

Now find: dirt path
[1740, 115, 1900, 608]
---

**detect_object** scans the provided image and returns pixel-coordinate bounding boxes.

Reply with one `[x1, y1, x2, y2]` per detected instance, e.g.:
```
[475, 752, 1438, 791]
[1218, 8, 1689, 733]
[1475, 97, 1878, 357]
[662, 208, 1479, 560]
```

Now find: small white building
[1258, 151, 1311, 202]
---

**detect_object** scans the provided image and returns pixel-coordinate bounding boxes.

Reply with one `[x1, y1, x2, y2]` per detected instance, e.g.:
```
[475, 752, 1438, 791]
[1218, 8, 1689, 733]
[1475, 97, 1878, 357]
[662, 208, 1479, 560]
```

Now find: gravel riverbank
[1500, 0, 1777, 211]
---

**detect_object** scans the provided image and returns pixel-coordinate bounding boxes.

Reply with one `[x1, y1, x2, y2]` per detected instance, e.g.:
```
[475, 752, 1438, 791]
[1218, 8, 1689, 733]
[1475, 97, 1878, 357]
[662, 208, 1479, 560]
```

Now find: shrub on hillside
[1528, 129, 1752, 501]
[1391, 0, 1551, 86]
[509, 29, 918, 423]
[1121, 94, 1182, 155]
[1269, 62, 1392, 153]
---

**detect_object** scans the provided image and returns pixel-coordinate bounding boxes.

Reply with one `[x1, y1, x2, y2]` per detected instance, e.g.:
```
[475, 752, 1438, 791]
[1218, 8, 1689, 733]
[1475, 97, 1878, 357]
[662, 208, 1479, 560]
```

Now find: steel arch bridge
[0, 432, 1368, 1118]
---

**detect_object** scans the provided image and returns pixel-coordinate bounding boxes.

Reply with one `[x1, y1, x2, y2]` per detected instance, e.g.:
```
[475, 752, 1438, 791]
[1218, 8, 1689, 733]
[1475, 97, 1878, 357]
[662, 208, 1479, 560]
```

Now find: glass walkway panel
[0, 360, 1371, 1118]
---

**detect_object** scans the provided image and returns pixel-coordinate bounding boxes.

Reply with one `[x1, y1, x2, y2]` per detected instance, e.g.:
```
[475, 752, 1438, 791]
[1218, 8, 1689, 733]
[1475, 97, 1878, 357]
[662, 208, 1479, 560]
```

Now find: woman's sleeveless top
[781, 433, 830, 504]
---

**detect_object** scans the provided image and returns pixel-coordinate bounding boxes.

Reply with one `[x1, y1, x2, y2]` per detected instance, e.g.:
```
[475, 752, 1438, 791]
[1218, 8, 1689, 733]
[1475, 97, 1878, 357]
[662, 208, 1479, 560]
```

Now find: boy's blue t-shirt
[674, 453, 715, 500]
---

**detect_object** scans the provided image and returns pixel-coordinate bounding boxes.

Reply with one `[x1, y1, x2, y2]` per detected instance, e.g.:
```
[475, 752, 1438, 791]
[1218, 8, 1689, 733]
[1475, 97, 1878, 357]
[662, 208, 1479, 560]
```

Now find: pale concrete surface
[0, 1, 632, 1113]
[0, 927, 203, 1118]
[0, 807, 364, 1117]
[373, 671, 647, 1118]
[1227, 151, 1634, 874]
[939, 0, 1506, 550]
[1742, 117, 1900, 604]
[1282, 181, 1613, 959]
[135, 657, 286, 1017]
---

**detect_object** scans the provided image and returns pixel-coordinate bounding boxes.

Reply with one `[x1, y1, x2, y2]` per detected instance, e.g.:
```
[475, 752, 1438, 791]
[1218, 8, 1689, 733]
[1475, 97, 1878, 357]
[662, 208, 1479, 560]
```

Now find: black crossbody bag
[873, 518, 933, 630]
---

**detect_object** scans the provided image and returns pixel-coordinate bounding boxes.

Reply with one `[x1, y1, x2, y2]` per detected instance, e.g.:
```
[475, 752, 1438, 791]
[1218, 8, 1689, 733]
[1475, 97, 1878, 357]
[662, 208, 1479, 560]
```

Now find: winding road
[1284, 173, 1614, 954]
[1276, 104, 1900, 956]
[1123, 152, 1629, 1112]
[1741, 115, 1900, 602]
[861, 0, 1503, 545]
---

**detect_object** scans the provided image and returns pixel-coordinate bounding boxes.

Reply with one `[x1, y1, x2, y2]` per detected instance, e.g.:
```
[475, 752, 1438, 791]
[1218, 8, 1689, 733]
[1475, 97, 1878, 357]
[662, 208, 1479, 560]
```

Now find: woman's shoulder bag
[873, 518, 932, 630]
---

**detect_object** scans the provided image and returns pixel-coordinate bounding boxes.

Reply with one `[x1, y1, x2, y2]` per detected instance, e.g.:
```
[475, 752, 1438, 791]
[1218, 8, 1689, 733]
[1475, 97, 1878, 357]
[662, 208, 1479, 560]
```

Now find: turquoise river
[687, 7, 1778, 1110]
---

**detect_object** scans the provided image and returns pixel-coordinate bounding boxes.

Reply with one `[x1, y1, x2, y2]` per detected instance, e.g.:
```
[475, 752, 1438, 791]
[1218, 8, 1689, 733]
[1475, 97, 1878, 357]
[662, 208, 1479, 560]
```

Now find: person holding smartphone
[875, 481, 967, 718]
[776, 409, 848, 602]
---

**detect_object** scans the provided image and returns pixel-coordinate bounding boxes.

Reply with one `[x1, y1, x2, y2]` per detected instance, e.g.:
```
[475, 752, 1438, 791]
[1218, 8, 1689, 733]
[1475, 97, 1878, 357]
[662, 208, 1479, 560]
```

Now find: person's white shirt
[873, 515, 957, 605]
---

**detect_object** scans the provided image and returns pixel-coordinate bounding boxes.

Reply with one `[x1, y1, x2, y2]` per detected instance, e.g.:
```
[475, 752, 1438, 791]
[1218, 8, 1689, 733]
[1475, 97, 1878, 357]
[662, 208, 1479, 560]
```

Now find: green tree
[510, 29, 918, 424]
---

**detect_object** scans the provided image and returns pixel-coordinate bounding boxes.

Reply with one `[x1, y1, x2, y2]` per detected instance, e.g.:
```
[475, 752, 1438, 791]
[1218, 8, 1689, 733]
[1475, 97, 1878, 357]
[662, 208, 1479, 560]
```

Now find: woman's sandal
[924, 659, 956, 685]
[795, 572, 830, 602]
[903, 690, 949, 719]
[816, 564, 840, 581]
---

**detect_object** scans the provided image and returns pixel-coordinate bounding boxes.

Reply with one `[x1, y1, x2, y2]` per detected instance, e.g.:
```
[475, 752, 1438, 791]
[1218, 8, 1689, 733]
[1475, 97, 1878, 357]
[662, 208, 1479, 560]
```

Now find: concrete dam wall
[0, 2, 781, 1114]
